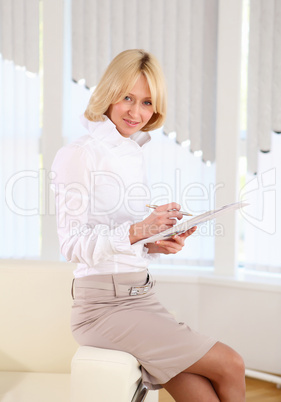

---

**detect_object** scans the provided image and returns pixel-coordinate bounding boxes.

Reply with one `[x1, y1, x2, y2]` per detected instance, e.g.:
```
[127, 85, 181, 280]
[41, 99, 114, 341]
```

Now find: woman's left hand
[146, 226, 197, 255]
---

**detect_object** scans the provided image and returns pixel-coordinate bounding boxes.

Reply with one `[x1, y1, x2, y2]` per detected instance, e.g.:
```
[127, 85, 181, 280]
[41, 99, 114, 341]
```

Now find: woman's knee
[233, 351, 245, 375]
[184, 343, 246, 400]
[225, 349, 245, 383]
[217, 347, 246, 400]
[185, 342, 245, 383]
[214, 346, 246, 394]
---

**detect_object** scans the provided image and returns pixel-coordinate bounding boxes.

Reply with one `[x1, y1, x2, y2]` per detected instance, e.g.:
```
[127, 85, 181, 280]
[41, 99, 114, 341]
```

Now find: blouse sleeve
[51, 145, 137, 266]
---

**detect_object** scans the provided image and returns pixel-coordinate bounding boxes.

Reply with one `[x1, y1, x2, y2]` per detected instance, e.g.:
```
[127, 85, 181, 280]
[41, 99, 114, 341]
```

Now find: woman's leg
[162, 342, 245, 402]
[163, 372, 219, 402]
[169, 341, 245, 402]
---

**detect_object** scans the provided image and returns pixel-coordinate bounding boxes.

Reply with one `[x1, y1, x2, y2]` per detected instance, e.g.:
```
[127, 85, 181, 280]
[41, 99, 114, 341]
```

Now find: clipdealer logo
[5, 167, 276, 235]
[239, 168, 276, 235]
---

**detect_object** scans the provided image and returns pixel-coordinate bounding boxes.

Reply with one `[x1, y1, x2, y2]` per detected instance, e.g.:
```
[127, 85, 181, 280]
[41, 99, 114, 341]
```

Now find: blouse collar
[80, 115, 151, 149]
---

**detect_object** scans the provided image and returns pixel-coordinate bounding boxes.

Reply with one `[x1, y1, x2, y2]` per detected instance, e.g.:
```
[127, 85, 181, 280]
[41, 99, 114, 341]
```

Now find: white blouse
[51, 116, 155, 277]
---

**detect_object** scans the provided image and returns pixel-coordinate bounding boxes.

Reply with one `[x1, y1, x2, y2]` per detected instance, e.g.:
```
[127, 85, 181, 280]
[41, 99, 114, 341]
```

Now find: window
[2, 0, 280, 278]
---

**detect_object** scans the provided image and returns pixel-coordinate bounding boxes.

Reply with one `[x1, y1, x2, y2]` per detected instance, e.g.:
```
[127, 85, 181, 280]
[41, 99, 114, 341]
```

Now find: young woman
[52, 49, 245, 401]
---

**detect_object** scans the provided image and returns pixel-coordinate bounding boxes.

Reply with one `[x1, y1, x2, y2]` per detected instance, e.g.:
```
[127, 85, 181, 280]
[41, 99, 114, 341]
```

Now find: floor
[158, 377, 281, 401]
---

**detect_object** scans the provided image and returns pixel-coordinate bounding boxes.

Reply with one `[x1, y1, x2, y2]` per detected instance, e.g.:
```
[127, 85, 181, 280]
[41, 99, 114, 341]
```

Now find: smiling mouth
[124, 119, 140, 127]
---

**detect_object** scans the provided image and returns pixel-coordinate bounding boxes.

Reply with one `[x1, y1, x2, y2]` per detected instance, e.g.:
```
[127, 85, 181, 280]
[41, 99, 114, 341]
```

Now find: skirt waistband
[72, 269, 155, 299]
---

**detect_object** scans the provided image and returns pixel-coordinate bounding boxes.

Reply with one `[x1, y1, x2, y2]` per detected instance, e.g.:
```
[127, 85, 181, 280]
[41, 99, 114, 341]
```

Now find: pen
[146, 204, 193, 216]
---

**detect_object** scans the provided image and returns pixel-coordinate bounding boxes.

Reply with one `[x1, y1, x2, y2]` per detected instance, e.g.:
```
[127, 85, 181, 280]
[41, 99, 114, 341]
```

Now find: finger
[165, 218, 178, 226]
[156, 202, 181, 212]
[167, 210, 183, 220]
[157, 223, 176, 232]
[170, 234, 185, 246]
[156, 238, 182, 248]
[155, 240, 182, 253]
[152, 208, 167, 217]
[179, 226, 197, 238]
[153, 207, 182, 222]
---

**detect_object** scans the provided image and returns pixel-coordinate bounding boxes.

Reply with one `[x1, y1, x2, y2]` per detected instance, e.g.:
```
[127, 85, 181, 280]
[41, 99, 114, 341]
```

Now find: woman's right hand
[129, 202, 183, 244]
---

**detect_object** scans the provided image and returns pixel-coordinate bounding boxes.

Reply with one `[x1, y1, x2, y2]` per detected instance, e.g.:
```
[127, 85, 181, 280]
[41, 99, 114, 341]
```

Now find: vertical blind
[247, 0, 281, 174]
[243, 132, 281, 274]
[71, 0, 219, 164]
[0, 0, 40, 258]
[244, 0, 281, 273]
[0, 0, 39, 73]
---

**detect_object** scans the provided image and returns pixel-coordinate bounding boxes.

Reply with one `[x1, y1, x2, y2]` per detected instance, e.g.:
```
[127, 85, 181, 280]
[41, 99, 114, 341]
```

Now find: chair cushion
[71, 346, 142, 402]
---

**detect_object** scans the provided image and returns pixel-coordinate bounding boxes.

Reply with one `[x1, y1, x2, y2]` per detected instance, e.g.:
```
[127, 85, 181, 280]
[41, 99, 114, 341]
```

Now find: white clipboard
[136, 201, 249, 244]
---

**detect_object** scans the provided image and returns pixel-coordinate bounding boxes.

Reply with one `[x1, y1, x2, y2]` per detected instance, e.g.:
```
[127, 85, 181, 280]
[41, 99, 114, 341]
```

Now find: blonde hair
[84, 49, 167, 131]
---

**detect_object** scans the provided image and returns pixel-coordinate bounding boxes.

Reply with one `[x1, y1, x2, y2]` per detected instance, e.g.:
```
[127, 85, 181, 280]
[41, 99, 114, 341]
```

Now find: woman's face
[106, 74, 154, 138]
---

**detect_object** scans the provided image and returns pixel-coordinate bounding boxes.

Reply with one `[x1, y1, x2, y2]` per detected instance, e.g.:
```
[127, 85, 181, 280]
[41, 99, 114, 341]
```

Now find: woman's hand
[129, 203, 183, 244]
[146, 226, 197, 254]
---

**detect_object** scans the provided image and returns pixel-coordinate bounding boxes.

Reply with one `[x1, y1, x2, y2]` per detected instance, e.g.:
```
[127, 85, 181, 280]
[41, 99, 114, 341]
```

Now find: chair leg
[131, 380, 149, 402]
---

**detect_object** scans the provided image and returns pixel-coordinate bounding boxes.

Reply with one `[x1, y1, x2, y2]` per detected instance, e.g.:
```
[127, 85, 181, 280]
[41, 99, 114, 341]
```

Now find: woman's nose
[128, 102, 140, 117]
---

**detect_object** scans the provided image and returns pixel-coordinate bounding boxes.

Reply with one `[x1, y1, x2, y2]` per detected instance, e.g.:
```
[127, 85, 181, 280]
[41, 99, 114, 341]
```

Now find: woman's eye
[144, 100, 152, 106]
[124, 96, 131, 101]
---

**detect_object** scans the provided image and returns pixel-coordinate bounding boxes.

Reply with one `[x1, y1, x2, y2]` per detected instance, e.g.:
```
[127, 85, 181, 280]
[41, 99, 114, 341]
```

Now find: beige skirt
[71, 269, 217, 390]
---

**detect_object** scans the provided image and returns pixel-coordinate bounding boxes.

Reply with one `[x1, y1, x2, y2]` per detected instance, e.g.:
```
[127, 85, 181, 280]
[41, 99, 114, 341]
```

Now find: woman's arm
[52, 145, 137, 266]
[129, 203, 183, 243]
[145, 227, 197, 254]
[129, 204, 197, 255]
[52, 146, 195, 262]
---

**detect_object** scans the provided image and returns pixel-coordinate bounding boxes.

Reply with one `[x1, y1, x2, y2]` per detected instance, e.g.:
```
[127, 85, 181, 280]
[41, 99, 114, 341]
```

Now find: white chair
[71, 346, 158, 402]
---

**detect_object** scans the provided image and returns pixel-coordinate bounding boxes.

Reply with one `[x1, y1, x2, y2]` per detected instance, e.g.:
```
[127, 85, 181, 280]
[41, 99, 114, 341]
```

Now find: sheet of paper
[136, 201, 249, 245]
